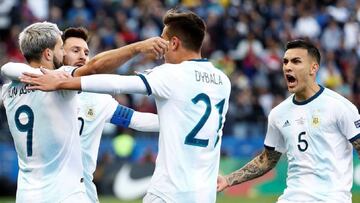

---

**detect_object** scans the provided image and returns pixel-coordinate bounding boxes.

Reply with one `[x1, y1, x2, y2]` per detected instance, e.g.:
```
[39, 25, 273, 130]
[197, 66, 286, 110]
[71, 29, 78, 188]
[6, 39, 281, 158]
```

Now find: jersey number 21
[185, 93, 225, 148]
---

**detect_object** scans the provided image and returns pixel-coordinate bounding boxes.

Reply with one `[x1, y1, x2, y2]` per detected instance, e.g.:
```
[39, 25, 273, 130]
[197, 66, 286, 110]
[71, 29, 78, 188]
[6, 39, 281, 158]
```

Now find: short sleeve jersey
[77, 92, 118, 202]
[265, 86, 360, 202]
[140, 59, 231, 203]
[1, 73, 84, 202]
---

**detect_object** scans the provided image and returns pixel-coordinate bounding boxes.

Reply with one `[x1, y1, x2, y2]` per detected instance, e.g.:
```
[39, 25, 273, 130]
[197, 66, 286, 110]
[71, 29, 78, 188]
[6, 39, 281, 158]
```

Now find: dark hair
[62, 27, 89, 43]
[163, 9, 206, 52]
[286, 39, 321, 64]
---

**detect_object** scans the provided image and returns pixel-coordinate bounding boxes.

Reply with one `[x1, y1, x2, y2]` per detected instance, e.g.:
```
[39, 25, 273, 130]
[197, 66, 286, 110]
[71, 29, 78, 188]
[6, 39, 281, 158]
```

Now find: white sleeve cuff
[1, 62, 42, 81]
[129, 111, 159, 132]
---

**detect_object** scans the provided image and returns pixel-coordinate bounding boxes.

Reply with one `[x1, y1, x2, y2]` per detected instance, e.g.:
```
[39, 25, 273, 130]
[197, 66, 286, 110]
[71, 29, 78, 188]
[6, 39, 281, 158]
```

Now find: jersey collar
[188, 58, 208, 62]
[292, 85, 324, 105]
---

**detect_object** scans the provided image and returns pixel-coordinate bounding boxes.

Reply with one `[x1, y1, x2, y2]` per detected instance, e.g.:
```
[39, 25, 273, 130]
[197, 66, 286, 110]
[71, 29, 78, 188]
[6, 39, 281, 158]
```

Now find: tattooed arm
[352, 137, 360, 158]
[217, 147, 282, 192]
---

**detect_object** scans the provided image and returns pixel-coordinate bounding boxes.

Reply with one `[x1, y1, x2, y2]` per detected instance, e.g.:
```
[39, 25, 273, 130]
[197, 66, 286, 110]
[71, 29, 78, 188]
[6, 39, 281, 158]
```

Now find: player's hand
[217, 175, 230, 192]
[19, 68, 71, 91]
[139, 37, 169, 59]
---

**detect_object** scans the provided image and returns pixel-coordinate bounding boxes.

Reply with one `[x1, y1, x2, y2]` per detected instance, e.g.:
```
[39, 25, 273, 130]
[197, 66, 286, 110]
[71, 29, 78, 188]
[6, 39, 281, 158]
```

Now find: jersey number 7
[184, 93, 225, 148]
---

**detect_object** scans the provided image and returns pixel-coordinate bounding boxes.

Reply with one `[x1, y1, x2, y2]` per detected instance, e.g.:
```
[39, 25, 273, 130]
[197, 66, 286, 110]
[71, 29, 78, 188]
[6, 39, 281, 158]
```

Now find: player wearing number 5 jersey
[19, 9, 231, 203]
[217, 40, 360, 203]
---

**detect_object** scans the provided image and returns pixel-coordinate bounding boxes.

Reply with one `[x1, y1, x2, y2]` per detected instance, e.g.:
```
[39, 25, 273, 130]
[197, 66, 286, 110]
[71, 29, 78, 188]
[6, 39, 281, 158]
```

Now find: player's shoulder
[57, 65, 77, 74]
[142, 63, 176, 76]
[269, 94, 294, 117]
[79, 92, 114, 104]
[321, 87, 357, 110]
[1, 61, 23, 68]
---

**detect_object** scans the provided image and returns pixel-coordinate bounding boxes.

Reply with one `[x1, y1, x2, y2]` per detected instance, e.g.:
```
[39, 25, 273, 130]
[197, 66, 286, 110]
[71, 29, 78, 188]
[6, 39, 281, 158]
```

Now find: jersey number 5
[184, 93, 225, 148]
[297, 131, 308, 152]
[15, 105, 34, 157]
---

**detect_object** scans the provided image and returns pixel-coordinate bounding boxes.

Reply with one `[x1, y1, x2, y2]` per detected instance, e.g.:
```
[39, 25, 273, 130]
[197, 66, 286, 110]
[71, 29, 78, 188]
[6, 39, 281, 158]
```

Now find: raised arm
[217, 147, 282, 192]
[73, 37, 168, 76]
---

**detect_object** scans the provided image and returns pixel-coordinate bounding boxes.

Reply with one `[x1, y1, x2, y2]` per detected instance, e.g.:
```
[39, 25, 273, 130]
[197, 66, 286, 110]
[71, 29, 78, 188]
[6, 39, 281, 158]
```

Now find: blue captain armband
[110, 105, 135, 127]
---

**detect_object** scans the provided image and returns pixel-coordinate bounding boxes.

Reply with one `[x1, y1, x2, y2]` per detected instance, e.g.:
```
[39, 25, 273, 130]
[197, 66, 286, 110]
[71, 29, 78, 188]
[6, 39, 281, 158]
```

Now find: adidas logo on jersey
[283, 120, 290, 127]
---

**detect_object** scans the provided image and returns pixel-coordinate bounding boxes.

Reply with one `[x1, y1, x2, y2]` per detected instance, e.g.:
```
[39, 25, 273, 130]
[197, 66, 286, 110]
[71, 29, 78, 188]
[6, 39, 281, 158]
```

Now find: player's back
[1, 80, 85, 202]
[143, 59, 231, 202]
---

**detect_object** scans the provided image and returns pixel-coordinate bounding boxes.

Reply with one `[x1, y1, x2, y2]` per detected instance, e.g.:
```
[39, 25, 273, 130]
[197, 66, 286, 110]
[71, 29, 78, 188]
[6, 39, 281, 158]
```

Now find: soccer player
[1, 22, 88, 203]
[61, 27, 160, 202]
[217, 40, 360, 203]
[1, 22, 167, 202]
[20, 9, 231, 203]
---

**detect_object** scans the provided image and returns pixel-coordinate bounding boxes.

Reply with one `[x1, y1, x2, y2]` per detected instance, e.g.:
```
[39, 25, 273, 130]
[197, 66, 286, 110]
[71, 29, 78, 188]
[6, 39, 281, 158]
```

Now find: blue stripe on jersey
[110, 105, 134, 127]
[349, 133, 360, 143]
[138, 74, 152, 95]
[189, 58, 208, 62]
[293, 85, 324, 105]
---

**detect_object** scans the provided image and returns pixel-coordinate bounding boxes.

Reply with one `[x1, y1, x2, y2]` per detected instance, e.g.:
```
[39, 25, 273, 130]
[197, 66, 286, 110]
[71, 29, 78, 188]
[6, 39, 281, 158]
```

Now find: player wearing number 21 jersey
[19, 10, 232, 203]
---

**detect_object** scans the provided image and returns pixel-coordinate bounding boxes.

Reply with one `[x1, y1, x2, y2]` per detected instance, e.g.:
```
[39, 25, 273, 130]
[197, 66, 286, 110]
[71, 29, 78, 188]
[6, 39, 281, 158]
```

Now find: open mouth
[285, 74, 297, 87]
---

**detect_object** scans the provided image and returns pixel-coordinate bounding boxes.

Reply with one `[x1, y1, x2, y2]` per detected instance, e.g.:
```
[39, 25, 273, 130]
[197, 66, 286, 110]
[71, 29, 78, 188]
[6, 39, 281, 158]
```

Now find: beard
[53, 55, 64, 69]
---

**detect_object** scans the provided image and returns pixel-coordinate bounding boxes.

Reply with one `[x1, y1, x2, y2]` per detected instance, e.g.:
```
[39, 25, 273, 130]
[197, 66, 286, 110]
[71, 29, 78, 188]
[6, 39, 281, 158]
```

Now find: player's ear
[170, 36, 180, 51]
[310, 62, 319, 75]
[43, 48, 53, 61]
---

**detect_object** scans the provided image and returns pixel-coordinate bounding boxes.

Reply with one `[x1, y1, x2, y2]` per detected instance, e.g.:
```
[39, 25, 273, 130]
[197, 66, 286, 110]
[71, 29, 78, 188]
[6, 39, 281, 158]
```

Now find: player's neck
[173, 50, 202, 64]
[294, 83, 321, 102]
[29, 60, 54, 70]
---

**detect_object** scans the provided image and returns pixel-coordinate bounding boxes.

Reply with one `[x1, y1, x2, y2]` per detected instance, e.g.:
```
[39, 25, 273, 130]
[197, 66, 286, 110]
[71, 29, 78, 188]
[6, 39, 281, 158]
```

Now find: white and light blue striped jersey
[140, 59, 231, 203]
[1, 80, 85, 202]
[77, 92, 118, 202]
[265, 86, 360, 203]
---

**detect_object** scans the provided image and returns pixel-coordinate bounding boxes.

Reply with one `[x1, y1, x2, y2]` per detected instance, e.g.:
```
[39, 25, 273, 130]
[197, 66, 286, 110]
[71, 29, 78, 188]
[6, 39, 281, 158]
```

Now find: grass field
[0, 194, 359, 203]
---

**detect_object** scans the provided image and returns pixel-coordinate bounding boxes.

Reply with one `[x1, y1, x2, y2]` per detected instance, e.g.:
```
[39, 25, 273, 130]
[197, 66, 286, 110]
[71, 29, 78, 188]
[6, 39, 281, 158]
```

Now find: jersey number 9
[15, 105, 34, 157]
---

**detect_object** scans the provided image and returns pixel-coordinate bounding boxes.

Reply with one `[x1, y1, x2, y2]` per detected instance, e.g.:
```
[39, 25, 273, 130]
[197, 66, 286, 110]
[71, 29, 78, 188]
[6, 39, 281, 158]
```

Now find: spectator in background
[321, 18, 342, 52]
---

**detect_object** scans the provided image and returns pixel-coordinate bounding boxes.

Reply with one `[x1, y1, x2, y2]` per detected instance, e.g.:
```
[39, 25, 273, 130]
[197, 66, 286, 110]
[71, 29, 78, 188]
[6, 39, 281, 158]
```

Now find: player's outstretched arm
[352, 137, 360, 158]
[217, 147, 282, 192]
[73, 37, 168, 77]
[21, 69, 149, 96]
[20, 68, 80, 91]
[109, 105, 159, 132]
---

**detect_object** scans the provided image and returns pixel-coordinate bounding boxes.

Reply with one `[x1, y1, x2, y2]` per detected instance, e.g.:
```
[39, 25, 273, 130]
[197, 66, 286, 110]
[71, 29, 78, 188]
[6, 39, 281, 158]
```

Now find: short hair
[62, 27, 89, 43]
[163, 9, 206, 52]
[285, 39, 321, 64]
[19, 22, 62, 62]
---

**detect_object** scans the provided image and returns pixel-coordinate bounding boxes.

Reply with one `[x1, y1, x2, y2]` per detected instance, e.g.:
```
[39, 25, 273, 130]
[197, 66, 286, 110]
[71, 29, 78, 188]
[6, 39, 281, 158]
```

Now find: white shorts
[61, 191, 91, 203]
[143, 193, 166, 203]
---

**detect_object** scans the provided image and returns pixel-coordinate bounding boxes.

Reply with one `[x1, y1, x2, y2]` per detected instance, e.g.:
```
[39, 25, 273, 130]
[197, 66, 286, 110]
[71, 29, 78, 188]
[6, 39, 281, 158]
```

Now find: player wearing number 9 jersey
[217, 40, 360, 203]
[18, 9, 231, 203]
[1, 22, 88, 202]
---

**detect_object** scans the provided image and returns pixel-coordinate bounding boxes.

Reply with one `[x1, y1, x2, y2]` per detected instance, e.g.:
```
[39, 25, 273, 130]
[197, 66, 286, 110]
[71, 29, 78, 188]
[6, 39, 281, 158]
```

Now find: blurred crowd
[1, 0, 360, 141]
